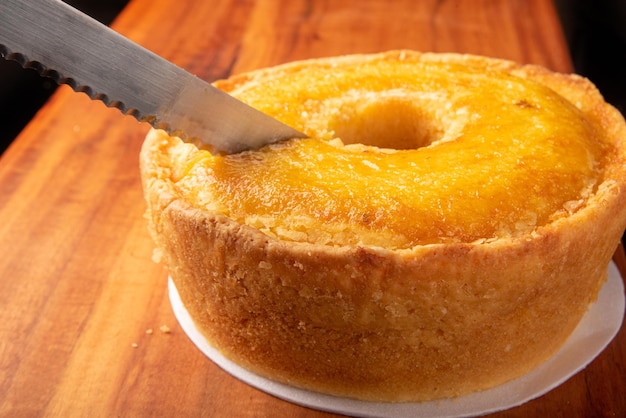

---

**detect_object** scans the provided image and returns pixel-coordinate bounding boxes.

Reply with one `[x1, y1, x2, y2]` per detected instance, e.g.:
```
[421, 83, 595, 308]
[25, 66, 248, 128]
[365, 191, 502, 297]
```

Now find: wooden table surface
[1, 0, 624, 416]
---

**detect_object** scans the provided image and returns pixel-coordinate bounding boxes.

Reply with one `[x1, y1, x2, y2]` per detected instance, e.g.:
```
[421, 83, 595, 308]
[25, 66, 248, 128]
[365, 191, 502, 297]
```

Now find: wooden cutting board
[0, 0, 624, 416]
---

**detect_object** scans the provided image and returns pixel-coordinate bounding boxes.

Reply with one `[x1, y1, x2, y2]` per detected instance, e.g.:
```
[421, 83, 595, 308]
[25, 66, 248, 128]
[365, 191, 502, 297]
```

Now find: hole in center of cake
[330, 96, 445, 150]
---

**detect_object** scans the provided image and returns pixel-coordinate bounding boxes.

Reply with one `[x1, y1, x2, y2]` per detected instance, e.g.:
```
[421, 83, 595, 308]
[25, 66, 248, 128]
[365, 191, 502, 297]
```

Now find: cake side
[141, 178, 622, 401]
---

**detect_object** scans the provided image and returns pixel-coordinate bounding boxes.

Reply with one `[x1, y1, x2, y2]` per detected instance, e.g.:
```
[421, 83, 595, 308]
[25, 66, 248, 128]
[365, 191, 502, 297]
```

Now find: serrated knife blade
[0, 0, 305, 154]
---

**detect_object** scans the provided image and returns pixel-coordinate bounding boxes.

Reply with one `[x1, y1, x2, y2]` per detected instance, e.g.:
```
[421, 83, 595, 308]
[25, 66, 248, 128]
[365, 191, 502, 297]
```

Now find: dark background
[1, 0, 625, 154]
[0, 0, 129, 152]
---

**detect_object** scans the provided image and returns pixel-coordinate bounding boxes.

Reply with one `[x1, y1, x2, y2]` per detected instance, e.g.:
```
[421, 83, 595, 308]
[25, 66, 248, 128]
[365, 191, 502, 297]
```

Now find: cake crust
[140, 51, 626, 401]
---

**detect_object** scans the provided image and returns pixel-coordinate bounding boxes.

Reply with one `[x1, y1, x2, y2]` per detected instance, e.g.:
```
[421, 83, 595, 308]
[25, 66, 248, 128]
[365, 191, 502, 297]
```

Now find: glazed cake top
[160, 52, 610, 248]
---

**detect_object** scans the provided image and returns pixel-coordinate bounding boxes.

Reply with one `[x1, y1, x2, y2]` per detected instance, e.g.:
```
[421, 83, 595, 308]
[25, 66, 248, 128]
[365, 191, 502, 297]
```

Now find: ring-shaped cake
[140, 51, 626, 401]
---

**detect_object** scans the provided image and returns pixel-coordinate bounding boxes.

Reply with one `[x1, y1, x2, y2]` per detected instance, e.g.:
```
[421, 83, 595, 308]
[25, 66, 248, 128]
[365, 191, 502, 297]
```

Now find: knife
[0, 0, 305, 154]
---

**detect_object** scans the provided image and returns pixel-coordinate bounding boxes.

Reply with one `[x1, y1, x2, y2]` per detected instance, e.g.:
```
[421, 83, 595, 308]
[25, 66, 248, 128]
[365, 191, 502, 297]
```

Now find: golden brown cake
[140, 51, 626, 402]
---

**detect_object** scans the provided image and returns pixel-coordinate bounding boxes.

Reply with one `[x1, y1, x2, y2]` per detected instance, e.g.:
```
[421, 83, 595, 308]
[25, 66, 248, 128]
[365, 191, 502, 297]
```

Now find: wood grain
[0, 0, 623, 417]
